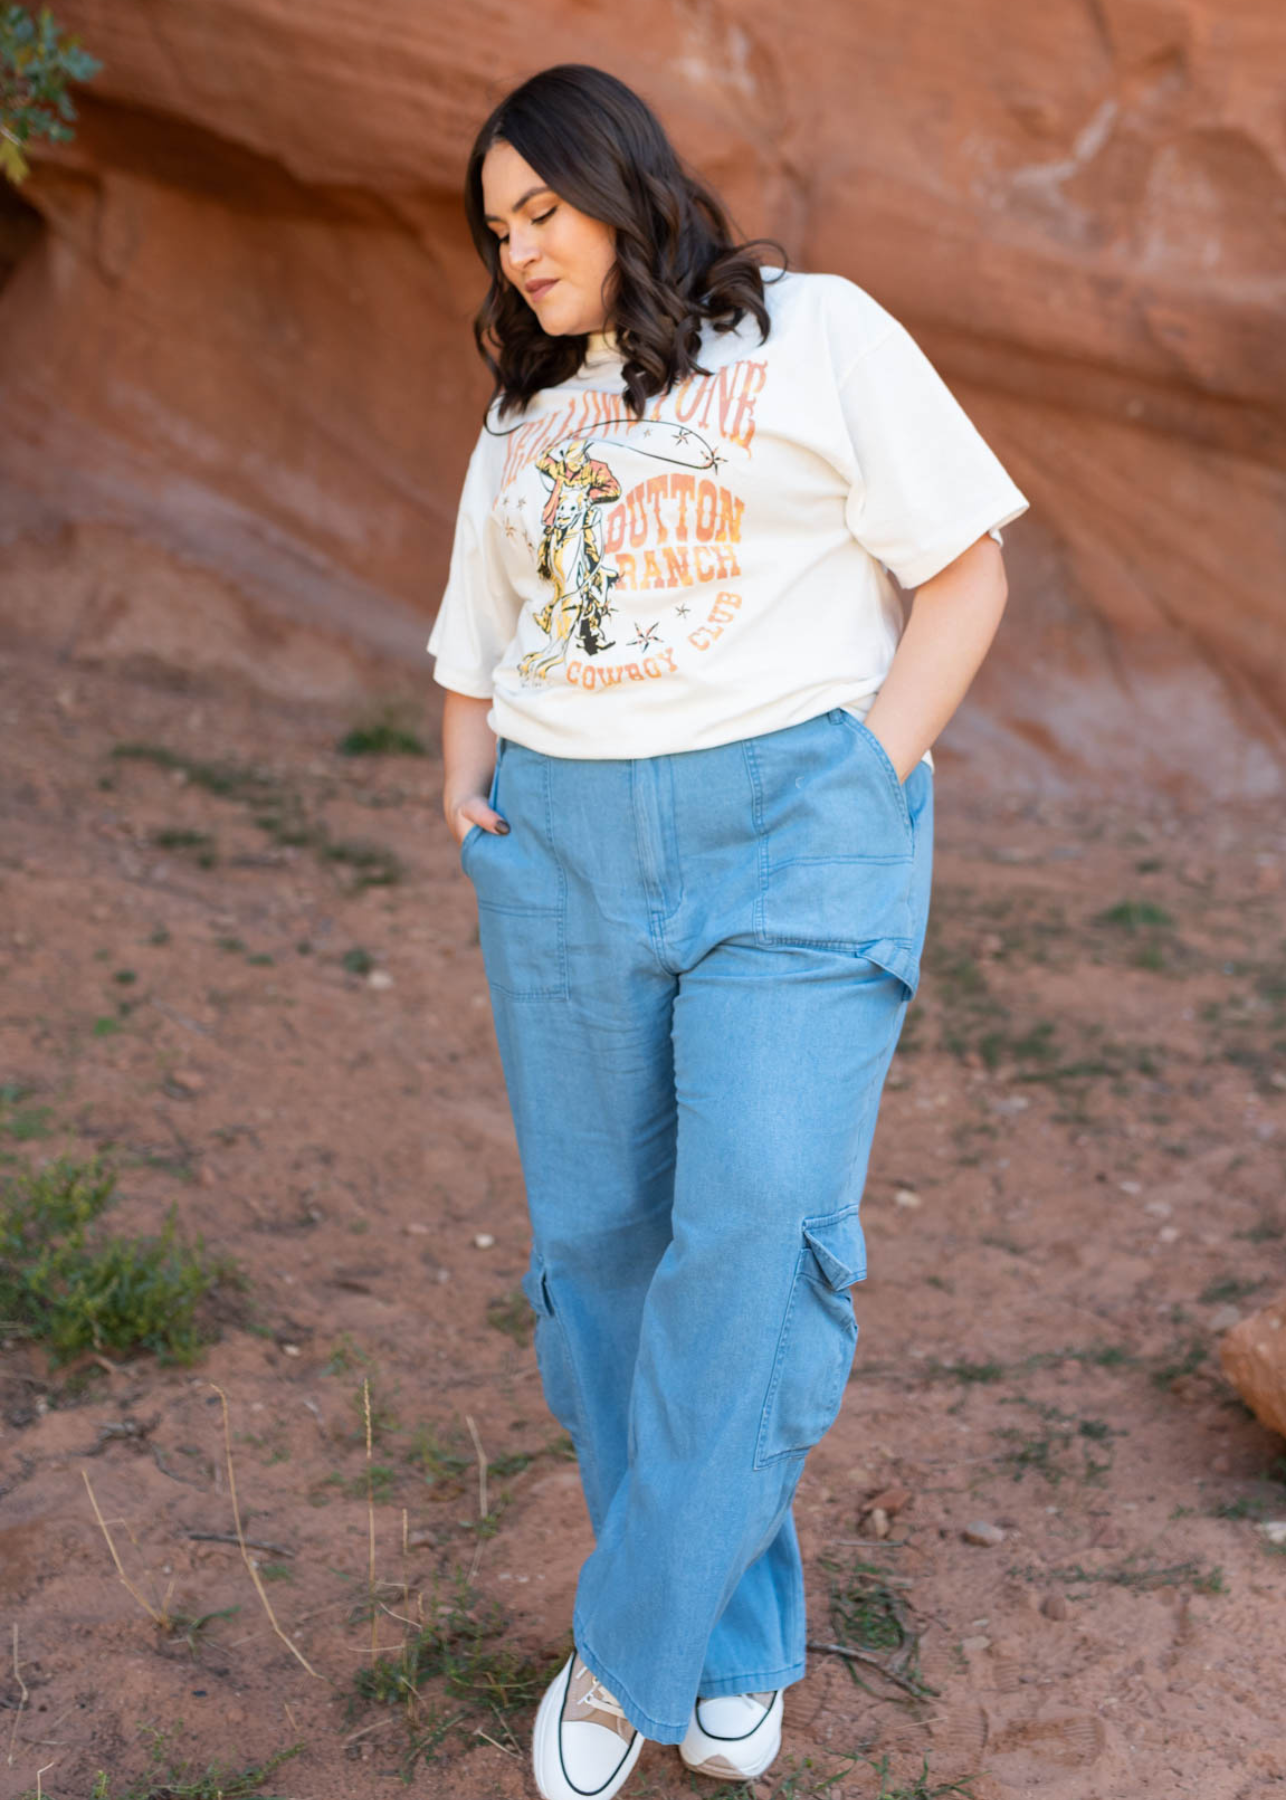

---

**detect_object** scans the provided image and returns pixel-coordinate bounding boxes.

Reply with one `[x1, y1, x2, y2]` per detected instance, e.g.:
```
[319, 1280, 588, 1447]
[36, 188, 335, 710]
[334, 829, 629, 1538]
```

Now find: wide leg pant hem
[696, 1659, 807, 1700]
[571, 1616, 690, 1745]
[573, 1612, 807, 1742]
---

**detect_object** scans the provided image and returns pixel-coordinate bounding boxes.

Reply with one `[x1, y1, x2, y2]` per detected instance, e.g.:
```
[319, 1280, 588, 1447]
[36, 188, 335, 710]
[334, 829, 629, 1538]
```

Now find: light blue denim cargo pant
[459, 707, 933, 1744]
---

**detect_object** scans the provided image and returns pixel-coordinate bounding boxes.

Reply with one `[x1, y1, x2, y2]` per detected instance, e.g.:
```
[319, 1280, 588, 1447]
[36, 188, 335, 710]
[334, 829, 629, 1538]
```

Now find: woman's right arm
[441, 688, 509, 847]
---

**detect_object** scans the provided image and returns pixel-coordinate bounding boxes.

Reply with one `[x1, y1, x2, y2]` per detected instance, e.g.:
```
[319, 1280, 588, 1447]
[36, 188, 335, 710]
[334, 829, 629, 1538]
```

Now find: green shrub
[0, 1154, 241, 1364]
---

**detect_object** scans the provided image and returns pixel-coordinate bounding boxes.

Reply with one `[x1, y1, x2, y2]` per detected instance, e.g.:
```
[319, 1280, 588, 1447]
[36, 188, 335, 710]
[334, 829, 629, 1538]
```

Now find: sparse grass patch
[0, 1153, 244, 1365]
[486, 1285, 535, 1346]
[1009, 1555, 1224, 1596]
[151, 826, 218, 867]
[1151, 1336, 1209, 1389]
[109, 740, 402, 892]
[337, 704, 428, 758]
[62, 1718, 305, 1800]
[346, 1563, 569, 1776]
[814, 1553, 935, 1704]
[992, 1396, 1124, 1486]
[1199, 1275, 1267, 1306]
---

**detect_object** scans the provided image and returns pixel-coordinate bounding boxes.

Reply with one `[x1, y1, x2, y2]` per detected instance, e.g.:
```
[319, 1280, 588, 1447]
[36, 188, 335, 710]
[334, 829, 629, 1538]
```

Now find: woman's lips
[527, 279, 558, 298]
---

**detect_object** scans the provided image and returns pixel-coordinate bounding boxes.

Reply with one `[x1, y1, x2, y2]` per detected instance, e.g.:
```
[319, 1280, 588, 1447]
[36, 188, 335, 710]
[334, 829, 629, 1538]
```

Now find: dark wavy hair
[463, 64, 791, 422]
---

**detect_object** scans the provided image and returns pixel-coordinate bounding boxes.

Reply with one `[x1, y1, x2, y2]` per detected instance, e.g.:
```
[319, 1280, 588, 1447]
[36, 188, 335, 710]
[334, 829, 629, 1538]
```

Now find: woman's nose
[507, 229, 539, 269]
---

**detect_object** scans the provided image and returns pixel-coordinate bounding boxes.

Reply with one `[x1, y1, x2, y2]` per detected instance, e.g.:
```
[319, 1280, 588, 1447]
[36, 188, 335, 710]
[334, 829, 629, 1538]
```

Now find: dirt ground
[1, 637, 1284, 1800]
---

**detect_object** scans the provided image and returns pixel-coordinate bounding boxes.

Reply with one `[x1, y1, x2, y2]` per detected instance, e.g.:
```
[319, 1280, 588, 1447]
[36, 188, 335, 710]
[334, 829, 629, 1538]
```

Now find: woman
[429, 63, 1028, 1800]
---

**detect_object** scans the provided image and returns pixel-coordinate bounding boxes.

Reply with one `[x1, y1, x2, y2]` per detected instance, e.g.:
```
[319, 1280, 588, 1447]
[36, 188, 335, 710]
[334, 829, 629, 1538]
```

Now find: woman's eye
[495, 207, 557, 247]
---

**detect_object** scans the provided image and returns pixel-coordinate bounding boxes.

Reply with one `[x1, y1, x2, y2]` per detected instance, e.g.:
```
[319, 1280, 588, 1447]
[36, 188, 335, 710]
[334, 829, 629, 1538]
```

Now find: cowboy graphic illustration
[518, 437, 622, 682]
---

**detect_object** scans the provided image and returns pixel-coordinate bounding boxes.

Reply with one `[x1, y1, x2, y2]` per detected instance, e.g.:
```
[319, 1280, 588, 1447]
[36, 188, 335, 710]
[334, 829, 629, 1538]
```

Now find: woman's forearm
[440, 688, 507, 844]
[861, 533, 1010, 782]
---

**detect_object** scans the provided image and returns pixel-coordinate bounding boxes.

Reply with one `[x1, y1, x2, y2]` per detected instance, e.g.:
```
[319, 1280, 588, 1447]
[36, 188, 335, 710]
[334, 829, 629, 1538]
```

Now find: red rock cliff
[1, 0, 1283, 796]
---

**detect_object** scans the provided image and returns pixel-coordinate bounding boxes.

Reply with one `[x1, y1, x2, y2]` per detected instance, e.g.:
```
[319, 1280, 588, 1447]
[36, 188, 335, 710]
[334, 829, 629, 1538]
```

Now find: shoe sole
[678, 1691, 783, 1782]
[532, 1653, 645, 1800]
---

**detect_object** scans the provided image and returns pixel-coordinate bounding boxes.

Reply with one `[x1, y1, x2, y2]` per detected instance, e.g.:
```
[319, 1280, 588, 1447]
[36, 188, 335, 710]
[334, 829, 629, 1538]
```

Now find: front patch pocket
[749, 711, 917, 957]
[753, 1204, 865, 1470]
[465, 748, 569, 1002]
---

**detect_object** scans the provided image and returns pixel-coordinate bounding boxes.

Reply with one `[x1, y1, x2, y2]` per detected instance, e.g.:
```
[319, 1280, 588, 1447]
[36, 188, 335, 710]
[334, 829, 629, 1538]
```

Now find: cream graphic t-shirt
[427, 269, 1029, 770]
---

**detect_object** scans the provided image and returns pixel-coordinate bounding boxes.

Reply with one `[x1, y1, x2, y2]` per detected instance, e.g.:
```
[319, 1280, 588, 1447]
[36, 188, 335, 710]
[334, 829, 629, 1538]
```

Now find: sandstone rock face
[1219, 1297, 1286, 1442]
[1, 1, 1284, 790]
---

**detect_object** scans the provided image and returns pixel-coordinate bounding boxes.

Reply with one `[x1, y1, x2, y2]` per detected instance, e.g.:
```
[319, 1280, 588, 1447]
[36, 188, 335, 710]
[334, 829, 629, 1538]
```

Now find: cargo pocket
[521, 1249, 590, 1451]
[753, 1204, 865, 1470]
[466, 748, 569, 1002]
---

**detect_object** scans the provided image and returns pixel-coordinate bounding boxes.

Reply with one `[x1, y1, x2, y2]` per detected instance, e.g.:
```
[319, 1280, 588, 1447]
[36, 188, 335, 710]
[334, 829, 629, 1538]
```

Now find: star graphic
[674, 603, 691, 618]
[628, 621, 664, 651]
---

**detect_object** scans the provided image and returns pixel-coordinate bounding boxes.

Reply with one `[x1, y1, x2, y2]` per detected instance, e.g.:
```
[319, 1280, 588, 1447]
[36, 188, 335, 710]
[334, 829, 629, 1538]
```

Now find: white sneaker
[678, 1688, 783, 1781]
[532, 1649, 645, 1800]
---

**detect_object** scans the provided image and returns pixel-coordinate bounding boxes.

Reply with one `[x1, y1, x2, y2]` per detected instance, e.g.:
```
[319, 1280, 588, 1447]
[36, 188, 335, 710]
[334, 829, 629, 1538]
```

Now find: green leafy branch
[0, 4, 101, 185]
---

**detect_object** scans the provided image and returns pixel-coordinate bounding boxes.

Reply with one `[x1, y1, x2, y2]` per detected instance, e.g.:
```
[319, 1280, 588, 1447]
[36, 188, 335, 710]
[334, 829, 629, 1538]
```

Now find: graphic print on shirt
[519, 440, 623, 682]
[488, 355, 767, 695]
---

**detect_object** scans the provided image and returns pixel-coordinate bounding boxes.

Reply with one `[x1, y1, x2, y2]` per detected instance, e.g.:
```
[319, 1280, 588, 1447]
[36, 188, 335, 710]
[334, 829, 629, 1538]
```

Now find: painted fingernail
[495, 820, 510, 835]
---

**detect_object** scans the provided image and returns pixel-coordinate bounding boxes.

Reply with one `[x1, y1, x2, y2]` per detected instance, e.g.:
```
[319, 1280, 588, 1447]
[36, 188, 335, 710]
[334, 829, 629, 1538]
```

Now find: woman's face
[481, 140, 618, 340]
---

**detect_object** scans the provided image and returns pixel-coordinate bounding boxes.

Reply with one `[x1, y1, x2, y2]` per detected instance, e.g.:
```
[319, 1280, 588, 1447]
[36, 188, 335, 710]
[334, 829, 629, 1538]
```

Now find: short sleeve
[839, 322, 1029, 590]
[426, 424, 522, 698]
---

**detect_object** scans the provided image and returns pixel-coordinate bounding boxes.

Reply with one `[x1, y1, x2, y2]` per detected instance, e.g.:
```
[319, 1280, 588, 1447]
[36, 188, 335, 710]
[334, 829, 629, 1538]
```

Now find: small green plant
[0, 1083, 54, 1139]
[406, 1421, 470, 1496]
[1199, 1275, 1267, 1306]
[0, 1154, 243, 1364]
[1009, 1555, 1223, 1595]
[67, 1717, 304, 1800]
[337, 705, 427, 758]
[1093, 899, 1175, 931]
[151, 826, 218, 868]
[0, 3, 100, 185]
[816, 1553, 935, 1703]
[352, 1563, 566, 1719]
[1152, 1336, 1209, 1389]
[992, 1397, 1124, 1486]
[486, 1285, 535, 1346]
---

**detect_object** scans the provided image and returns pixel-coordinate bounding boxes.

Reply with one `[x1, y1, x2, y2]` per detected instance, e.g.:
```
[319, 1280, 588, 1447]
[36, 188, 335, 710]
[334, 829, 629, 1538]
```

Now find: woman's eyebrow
[484, 185, 555, 223]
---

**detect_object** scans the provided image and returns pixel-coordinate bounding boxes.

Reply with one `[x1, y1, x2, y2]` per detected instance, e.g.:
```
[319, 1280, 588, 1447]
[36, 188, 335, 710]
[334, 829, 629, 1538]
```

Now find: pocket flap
[802, 1208, 867, 1290]
[520, 1254, 553, 1317]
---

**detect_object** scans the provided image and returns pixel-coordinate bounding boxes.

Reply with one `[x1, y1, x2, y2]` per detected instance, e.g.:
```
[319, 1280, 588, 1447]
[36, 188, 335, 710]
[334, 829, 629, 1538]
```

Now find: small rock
[198, 1164, 216, 1189]
[1119, 1179, 1143, 1195]
[1143, 1199, 1172, 1219]
[869, 1507, 890, 1539]
[961, 1635, 991, 1652]
[1041, 1593, 1069, 1621]
[168, 1069, 205, 1095]
[962, 1520, 1006, 1547]
[474, 1233, 495, 1249]
[894, 1188, 921, 1209]
[281, 1343, 301, 1357]
[368, 970, 394, 990]
[405, 1222, 431, 1236]
[1157, 1225, 1180, 1244]
[1209, 1305, 1241, 1334]
[865, 1485, 913, 1518]
[1260, 1521, 1286, 1547]
[1220, 1298, 1286, 1438]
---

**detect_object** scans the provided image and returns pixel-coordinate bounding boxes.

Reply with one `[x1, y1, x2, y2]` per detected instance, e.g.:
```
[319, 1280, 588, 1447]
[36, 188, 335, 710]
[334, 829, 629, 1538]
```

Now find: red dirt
[1, 639, 1284, 1799]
